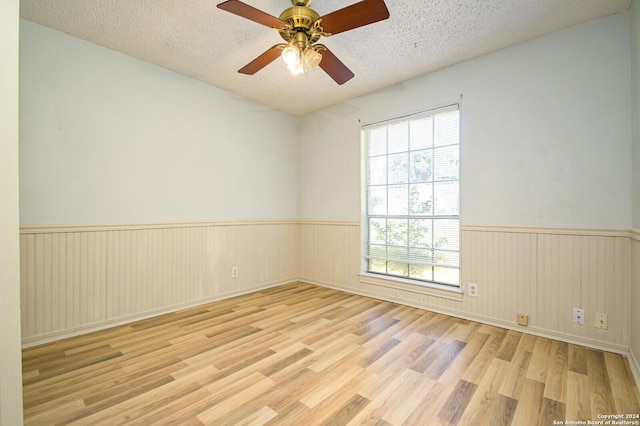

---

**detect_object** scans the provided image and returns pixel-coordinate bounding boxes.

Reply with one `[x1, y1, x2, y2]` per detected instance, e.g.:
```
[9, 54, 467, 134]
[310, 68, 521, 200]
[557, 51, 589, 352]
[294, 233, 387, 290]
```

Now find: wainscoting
[19, 220, 638, 385]
[631, 231, 640, 383]
[20, 221, 299, 346]
[299, 222, 632, 353]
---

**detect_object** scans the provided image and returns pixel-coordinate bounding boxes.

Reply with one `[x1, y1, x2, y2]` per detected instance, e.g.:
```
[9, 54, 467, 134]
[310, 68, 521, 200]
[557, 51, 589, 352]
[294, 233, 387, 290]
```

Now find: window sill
[358, 273, 464, 302]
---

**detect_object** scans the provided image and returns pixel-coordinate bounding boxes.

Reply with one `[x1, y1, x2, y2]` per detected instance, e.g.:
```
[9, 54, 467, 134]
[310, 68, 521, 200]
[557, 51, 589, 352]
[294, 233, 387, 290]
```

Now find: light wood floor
[23, 282, 640, 425]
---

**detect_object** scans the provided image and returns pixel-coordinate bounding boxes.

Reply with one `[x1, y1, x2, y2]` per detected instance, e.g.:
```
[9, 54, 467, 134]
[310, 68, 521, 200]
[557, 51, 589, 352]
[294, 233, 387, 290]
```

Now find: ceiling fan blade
[319, 48, 354, 85]
[217, 1, 286, 28]
[319, 0, 389, 35]
[238, 45, 283, 75]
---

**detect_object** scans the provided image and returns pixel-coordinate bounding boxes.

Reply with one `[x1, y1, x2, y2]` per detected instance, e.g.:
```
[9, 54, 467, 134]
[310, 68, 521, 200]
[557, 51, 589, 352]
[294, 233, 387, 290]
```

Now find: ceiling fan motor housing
[279, 1, 325, 45]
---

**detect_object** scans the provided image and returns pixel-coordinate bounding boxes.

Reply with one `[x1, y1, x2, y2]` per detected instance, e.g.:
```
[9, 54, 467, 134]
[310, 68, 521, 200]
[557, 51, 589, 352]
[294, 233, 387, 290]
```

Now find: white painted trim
[462, 224, 631, 238]
[359, 273, 464, 302]
[628, 348, 640, 390]
[298, 220, 359, 227]
[21, 221, 632, 236]
[21, 278, 297, 348]
[20, 219, 300, 234]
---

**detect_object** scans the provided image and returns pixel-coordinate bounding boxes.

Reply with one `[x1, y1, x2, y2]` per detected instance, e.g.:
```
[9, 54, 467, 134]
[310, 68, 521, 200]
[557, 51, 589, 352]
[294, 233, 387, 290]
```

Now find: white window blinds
[363, 105, 460, 287]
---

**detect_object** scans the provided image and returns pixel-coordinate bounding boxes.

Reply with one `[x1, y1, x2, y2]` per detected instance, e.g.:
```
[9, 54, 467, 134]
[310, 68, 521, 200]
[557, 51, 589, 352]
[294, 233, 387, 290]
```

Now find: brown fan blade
[238, 45, 283, 75]
[318, 48, 354, 85]
[217, 1, 286, 29]
[319, 0, 389, 35]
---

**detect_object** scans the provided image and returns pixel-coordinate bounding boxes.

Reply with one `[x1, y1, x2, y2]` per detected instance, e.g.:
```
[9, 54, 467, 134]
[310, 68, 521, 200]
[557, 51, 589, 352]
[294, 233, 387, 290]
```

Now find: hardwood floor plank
[197, 377, 276, 425]
[23, 398, 87, 425]
[235, 405, 279, 425]
[540, 397, 566, 425]
[378, 370, 436, 425]
[511, 379, 546, 426]
[299, 364, 365, 409]
[604, 351, 640, 414]
[437, 331, 489, 385]
[526, 337, 553, 383]
[586, 348, 617, 418]
[72, 378, 203, 425]
[438, 379, 478, 424]
[456, 358, 510, 425]
[198, 372, 276, 424]
[423, 339, 467, 380]
[255, 367, 318, 415]
[543, 340, 568, 403]
[319, 393, 371, 426]
[299, 369, 375, 424]
[408, 339, 447, 373]
[367, 332, 433, 376]
[498, 337, 533, 400]
[306, 337, 360, 373]
[485, 394, 518, 426]
[462, 326, 507, 384]
[495, 330, 522, 362]
[566, 370, 591, 421]
[21, 282, 639, 425]
[132, 388, 212, 425]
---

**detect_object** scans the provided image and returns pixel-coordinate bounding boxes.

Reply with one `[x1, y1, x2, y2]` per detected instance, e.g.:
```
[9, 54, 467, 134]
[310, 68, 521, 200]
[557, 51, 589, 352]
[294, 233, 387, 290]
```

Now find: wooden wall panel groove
[21, 222, 299, 345]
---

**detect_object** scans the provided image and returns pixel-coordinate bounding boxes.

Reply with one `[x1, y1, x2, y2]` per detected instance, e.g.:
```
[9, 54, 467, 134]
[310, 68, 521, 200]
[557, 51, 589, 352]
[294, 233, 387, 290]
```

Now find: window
[363, 105, 460, 287]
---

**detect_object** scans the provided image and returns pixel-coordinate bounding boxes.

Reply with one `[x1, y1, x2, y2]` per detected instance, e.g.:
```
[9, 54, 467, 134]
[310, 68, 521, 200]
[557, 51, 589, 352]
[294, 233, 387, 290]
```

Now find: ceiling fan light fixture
[285, 47, 320, 76]
[287, 62, 305, 75]
[304, 48, 322, 69]
[281, 44, 301, 66]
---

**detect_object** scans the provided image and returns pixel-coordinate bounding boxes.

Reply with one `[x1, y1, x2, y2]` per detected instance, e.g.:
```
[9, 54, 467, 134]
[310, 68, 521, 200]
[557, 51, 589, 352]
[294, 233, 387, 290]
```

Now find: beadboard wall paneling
[298, 221, 361, 288]
[631, 231, 640, 386]
[299, 222, 631, 352]
[21, 220, 634, 355]
[20, 221, 299, 345]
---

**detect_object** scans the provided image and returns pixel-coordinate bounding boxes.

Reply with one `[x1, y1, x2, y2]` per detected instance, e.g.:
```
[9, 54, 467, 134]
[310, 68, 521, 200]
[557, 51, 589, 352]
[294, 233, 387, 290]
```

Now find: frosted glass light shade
[304, 49, 322, 69]
[281, 45, 300, 66]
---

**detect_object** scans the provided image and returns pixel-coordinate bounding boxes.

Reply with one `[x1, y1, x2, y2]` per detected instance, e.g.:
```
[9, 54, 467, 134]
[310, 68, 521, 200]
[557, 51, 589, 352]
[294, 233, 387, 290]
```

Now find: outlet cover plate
[468, 283, 478, 298]
[517, 313, 528, 326]
[572, 308, 585, 325]
[595, 313, 608, 329]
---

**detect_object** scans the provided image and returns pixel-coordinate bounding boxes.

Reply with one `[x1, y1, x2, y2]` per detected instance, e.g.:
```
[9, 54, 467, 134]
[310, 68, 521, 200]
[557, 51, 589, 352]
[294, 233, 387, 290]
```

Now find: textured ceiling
[21, 0, 631, 115]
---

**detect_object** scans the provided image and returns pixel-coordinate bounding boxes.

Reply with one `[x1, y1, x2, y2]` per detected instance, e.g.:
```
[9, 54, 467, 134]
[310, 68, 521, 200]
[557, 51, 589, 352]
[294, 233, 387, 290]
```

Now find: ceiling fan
[217, 0, 390, 85]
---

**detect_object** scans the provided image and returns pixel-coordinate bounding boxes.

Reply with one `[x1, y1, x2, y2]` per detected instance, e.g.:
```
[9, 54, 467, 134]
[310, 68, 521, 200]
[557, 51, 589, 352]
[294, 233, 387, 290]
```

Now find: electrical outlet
[517, 313, 528, 326]
[572, 308, 585, 325]
[595, 313, 608, 330]
[467, 283, 478, 298]
[231, 266, 238, 278]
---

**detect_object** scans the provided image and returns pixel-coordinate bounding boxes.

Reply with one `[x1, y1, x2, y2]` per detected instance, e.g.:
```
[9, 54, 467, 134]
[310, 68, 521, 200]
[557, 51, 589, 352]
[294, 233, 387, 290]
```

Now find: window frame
[361, 104, 461, 289]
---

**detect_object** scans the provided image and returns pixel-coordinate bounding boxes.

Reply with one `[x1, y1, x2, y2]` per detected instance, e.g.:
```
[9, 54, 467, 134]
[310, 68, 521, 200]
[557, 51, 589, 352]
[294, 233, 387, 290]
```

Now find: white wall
[0, 0, 24, 424]
[634, 0, 640, 230]
[299, 12, 632, 230]
[630, 0, 640, 384]
[20, 20, 299, 225]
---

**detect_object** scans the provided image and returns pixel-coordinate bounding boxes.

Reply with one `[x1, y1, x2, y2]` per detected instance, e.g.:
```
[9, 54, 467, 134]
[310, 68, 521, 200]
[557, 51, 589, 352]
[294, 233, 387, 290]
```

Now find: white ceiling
[20, 0, 631, 115]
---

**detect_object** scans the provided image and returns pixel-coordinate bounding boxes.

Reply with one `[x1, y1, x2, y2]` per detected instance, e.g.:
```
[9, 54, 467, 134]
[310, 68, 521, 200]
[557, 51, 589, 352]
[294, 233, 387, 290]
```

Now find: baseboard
[629, 348, 640, 390]
[301, 277, 631, 356]
[21, 278, 297, 348]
